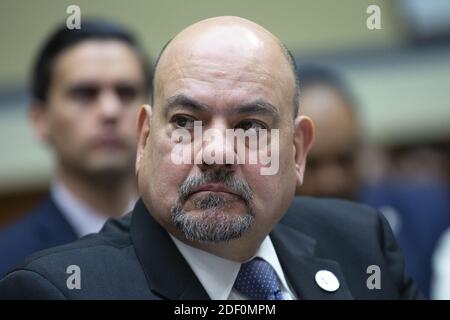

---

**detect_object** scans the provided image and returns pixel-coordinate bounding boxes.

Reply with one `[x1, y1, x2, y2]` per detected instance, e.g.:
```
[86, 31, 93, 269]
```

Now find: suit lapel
[271, 223, 353, 300]
[130, 199, 210, 300]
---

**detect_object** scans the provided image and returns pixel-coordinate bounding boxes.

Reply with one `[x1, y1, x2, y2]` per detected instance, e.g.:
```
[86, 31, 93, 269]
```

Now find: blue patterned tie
[233, 257, 285, 300]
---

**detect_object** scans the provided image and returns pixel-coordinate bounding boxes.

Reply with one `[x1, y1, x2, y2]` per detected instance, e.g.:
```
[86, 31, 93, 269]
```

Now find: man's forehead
[173, 24, 266, 57]
[54, 41, 143, 83]
[158, 33, 292, 101]
[159, 54, 276, 91]
[158, 26, 282, 77]
[156, 61, 286, 119]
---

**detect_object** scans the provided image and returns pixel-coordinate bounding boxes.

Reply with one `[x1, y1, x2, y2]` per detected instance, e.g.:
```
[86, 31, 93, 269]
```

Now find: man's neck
[56, 168, 137, 218]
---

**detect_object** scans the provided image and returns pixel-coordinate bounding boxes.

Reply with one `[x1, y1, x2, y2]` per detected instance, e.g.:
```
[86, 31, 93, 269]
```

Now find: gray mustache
[178, 170, 253, 204]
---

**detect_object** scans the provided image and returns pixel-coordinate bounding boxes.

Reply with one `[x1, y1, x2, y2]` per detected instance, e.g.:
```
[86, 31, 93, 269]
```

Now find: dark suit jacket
[0, 197, 422, 299]
[0, 196, 77, 277]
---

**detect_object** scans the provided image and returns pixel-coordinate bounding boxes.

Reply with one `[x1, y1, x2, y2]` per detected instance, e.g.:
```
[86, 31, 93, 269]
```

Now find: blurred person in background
[430, 140, 450, 299]
[296, 66, 361, 200]
[0, 19, 152, 276]
[432, 226, 450, 299]
[296, 65, 450, 298]
[362, 142, 450, 299]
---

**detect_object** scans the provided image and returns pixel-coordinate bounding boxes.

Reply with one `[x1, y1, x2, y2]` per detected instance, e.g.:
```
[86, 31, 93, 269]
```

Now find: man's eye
[172, 115, 196, 129]
[116, 85, 139, 103]
[69, 87, 98, 103]
[236, 120, 267, 132]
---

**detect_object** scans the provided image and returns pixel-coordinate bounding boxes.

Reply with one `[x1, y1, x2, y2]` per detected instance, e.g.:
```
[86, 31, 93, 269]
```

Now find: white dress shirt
[170, 234, 297, 300]
[51, 181, 136, 237]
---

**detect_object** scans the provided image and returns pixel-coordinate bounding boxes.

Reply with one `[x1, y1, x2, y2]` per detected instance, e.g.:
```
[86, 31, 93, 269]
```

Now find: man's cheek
[243, 167, 274, 199]
[150, 138, 191, 186]
[49, 121, 73, 148]
[152, 163, 189, 207]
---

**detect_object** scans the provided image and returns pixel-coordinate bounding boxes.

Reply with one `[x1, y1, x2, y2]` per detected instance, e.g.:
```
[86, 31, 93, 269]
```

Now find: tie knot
[233, 257, 284, 300]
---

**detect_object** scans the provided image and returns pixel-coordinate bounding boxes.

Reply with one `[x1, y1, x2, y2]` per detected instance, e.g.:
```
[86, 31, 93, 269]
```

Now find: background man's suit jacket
[361, 180, 450, 297]
[0, 197, 422, 299]
[0, 196, 77, 277]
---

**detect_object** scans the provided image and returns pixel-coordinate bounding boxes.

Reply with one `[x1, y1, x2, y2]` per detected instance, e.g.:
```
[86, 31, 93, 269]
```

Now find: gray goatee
[171, 170, 254, 243]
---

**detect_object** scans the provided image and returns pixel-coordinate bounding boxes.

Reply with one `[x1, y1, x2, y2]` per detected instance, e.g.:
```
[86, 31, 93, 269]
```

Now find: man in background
[296, 66, 361, 200]
[0, 19, 152, 276]
[296, 65, 450, 297]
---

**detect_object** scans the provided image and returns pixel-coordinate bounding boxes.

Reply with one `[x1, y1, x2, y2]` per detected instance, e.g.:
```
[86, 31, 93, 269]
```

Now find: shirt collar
[254, 235, 293, 297]
[50, 180, 135, 237]
[170, 234, 292, 300]
[170, 234, 240, 300]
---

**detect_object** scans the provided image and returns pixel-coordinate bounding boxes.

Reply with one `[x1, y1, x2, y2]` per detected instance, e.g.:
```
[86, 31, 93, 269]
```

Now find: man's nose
[97, 89, 122, 120]
[197, 124, 237, 172]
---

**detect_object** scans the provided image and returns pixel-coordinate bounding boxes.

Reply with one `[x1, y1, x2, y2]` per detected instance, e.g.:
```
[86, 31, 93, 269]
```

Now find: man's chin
[77, 160, 134, 181]
[171, 208, 255, 243]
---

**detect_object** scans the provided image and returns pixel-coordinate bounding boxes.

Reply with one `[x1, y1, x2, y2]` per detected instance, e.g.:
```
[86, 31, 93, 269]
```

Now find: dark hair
[151, 39, 301, 118]
[298, 64, 356, 110]
[150, 39, 172, 106]
[280, 43, 301, 117]
[31, 19, 152, 103]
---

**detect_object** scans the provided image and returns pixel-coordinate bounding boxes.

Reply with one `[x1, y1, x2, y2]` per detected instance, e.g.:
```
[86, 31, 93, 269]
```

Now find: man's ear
[135, 104, 152, 175]
[293, 115, 314, 187]
[29, 102, 50, 144]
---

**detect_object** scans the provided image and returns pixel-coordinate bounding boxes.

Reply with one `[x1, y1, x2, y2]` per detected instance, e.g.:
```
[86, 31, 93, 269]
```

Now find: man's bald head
[151, 16, 300, 117]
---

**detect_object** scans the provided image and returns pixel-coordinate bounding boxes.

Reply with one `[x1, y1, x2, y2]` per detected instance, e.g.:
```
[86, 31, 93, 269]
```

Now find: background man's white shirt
[51, 181, 135, 237]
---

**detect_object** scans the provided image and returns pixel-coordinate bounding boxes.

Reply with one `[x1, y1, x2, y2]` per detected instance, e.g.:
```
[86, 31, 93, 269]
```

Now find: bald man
[0, 17, 421, 300]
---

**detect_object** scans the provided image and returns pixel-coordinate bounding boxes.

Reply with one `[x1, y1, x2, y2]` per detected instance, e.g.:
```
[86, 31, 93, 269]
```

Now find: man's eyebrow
[163, 94, 280, 121]
[163, 94, 209, 117]
[233, 101, 280, 121]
